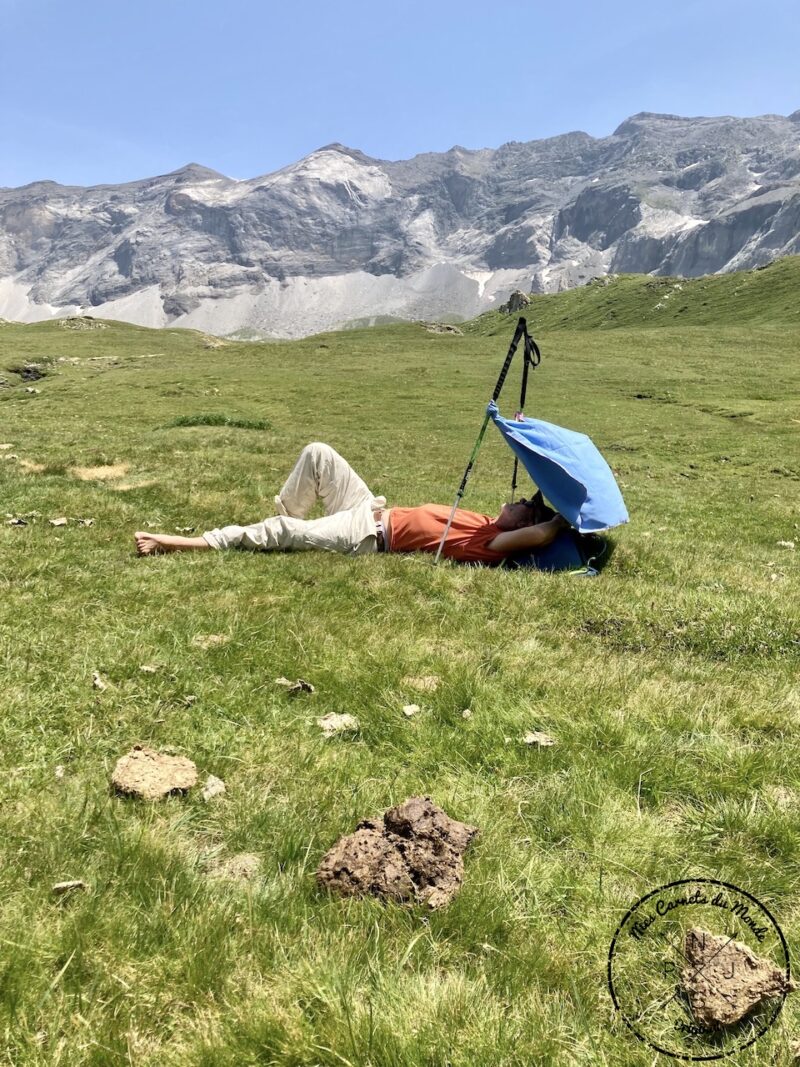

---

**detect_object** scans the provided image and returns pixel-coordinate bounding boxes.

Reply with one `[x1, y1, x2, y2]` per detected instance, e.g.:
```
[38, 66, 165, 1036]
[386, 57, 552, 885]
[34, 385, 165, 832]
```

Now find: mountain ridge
[1, 110, 798, 338]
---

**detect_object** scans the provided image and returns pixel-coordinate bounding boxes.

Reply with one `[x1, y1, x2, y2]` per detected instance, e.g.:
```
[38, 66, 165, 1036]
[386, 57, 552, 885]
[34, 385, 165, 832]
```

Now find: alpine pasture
[1, 261, 799, 1065]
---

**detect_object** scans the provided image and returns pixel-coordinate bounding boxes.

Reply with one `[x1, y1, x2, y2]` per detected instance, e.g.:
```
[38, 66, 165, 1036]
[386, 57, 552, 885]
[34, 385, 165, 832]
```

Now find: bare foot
[134, 531, 210, 555]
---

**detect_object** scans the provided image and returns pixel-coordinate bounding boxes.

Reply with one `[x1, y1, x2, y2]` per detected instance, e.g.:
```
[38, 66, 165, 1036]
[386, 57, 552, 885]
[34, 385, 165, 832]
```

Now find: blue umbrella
[488, 400, 629, 533]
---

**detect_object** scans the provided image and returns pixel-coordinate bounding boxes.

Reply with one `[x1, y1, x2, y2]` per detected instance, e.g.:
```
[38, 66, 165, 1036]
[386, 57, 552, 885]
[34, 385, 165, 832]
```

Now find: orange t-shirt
[387, 505, 506, 564]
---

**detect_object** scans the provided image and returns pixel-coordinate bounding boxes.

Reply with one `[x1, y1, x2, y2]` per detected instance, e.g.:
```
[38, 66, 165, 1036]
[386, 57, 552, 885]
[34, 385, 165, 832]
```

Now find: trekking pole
[509, 325, 541, 501]
[433, 317, 530, 564]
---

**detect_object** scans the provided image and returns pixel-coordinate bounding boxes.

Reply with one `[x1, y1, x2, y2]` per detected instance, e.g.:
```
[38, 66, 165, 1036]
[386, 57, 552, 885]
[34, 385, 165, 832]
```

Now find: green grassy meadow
[0, 263, 799, 1065]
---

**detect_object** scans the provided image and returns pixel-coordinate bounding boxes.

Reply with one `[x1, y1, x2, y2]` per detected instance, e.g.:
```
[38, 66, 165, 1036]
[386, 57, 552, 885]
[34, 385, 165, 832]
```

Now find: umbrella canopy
[488, 401, 629, 532]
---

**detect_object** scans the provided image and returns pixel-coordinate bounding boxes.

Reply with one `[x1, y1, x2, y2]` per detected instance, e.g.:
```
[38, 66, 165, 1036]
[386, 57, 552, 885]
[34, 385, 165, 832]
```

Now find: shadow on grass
[163, 413, 272, 431]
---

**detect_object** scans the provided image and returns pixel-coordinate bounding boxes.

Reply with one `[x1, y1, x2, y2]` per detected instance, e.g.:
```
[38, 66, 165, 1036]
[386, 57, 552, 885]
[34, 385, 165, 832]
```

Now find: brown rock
[422, 322, 463, 335]
[682, 927, 795, 1028]
[499, 290, 531, 314]
[317, 796, 478, 908]
[111, 745, 198, 800]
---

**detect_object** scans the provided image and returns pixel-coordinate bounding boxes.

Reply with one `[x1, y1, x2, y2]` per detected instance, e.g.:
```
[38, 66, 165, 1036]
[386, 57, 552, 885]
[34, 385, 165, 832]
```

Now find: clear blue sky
[2, 0, 798, 188]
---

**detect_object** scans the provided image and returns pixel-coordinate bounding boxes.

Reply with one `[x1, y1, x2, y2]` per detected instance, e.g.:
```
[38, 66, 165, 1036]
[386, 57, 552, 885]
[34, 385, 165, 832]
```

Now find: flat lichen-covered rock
[681, 927, 795, 1028]
[111, 745, 198, 800]
[317, 795, 478, 908]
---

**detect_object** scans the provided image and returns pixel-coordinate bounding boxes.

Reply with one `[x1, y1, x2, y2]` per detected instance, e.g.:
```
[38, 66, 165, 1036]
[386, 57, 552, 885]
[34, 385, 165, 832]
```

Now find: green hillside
[464, 255, 800, 334]
[0, 284, 799, 1064]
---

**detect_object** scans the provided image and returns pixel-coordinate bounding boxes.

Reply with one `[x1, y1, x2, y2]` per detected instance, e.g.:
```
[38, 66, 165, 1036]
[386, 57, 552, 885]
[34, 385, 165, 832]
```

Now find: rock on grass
[317, 796, 478, 909]
[111, 745, 198, 800]
[201, 774, 226, 801]
[317, 713, 359, 737]
[522, 731, 556, 747]
[52, 880, 89, 895]
[682, 927, 795, 1027]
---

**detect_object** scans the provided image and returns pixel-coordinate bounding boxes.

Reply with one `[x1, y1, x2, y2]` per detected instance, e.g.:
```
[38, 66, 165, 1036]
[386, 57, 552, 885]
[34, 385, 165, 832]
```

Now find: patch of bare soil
[111, 745, 197, 800]
[317, 796, 478, 908]
[682, 927, 795, 1027]
[71, 463, 130, 481]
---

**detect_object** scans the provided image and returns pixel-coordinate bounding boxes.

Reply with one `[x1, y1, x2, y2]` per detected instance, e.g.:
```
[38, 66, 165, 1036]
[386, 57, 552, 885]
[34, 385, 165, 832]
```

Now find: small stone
[48, 517, 68, 527]
[777, 540, 796, 549]
[275, 677, 314, 694]
[318, 712, 360, 737]
[192, 633, 228, 650]
[54, 765, 65, 780]
[139, 664, 159, 674]
[402, 704, 421, 718]
[461, 709, 472, 719]
[522, 731, 556, 747]
[52, 880, 88, 895]
[91, 670, 108, 692]
[202, 775, 226, 802]
[111, 745, 198, 800]
[25, 387, 41, 394]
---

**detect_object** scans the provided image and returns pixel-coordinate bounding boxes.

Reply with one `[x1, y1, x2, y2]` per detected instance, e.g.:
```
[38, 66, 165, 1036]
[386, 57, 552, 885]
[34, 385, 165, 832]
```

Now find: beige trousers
[202, 443, 386, 554]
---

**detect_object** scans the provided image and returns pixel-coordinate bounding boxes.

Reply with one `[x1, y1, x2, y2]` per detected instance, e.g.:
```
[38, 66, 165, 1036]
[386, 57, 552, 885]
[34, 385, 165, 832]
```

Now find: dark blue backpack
[504, 529, 608, 576]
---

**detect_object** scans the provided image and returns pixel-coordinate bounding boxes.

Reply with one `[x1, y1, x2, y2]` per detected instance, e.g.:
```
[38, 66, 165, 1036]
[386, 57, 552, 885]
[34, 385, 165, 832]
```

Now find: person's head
[495, 490, 554, 530]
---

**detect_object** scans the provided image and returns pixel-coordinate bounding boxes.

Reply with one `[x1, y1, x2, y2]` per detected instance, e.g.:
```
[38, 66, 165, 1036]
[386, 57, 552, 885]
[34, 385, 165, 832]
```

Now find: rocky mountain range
[1, 111, 799, 337]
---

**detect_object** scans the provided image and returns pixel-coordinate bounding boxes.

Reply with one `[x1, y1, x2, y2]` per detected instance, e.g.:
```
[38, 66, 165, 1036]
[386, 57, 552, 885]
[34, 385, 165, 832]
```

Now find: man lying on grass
[134, 442, 570, 563]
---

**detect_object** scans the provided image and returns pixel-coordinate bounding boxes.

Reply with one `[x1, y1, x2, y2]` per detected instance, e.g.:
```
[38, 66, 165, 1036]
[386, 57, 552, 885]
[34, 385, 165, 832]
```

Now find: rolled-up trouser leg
[203, 500, 379, 555]
[274, 442, 385, 518]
